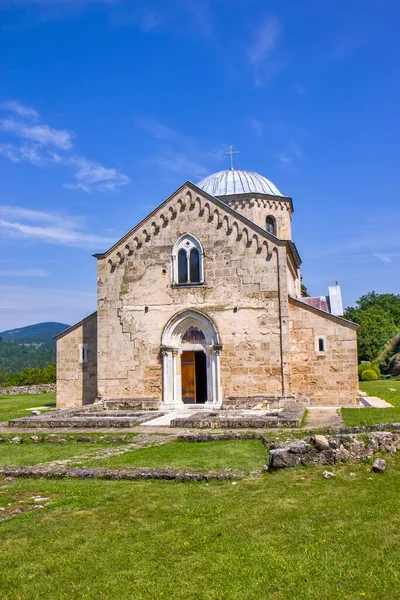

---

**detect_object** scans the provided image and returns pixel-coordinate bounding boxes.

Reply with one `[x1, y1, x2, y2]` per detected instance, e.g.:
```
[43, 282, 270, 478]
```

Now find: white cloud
[0, 101, 38, 120]
[0, 101, 130, 193]
[0, 205, 115, 249]
[248, 117, 264, 137]
[294, 84, 306, 96]
[0, 268, 49, 277]
[135, 115, 227, 178]
[373, 253, 400, 264]
[275, 140, 303, 171]
[0, 118, 74, 150]
[248, 15, 281, 65]
[65, 156, 130, 192]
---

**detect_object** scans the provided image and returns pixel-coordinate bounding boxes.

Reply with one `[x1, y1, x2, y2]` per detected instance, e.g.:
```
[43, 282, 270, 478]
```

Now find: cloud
[275, 140, 303, 171]
[135, 115, 226, 179]
[294, 84, 306, 96]
[373, 253, 400, 264]
[0, 101, 130, 192]
[248, 15, 282, 86]
[65, 156, 130, 192]
[144, 150, 209, 180]
[0, 101, 38, 120]
[111, 8, 164, 31]
[0, 118, 74, 150]
[0, 205, 115, 249]
[248, 117, 264, 137]
[0, 268, 49, 277]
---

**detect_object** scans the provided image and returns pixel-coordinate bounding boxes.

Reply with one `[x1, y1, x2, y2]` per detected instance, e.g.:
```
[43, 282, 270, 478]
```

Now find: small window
[266, 216, 276, 235]
[172, 234, 203, 285]
[315, 336, 326, 354]
[79, 343, 88, 364]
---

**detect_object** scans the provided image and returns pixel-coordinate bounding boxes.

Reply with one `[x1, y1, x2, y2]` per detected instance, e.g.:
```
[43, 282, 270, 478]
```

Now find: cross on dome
[224, 145, 239, 170]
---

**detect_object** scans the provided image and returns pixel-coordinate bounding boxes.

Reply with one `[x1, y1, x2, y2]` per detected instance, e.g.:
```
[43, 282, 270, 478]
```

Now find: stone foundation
[268, 431, 400, 469]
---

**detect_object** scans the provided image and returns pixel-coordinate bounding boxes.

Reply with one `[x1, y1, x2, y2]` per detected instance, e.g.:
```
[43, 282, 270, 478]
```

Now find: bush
[358, 363, 380, 380]
[361, 369, 379, 381]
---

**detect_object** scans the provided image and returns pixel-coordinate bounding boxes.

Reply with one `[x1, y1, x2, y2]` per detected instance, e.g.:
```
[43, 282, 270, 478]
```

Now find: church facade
[55, 169, 359, 409]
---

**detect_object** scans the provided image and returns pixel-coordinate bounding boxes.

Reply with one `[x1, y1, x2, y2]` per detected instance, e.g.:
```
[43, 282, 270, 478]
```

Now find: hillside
[0, 322, 69, 349]
[0, 322, 70, 373]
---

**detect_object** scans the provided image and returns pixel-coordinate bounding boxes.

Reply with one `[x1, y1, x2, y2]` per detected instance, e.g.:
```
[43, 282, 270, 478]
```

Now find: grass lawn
[0, 441, 112, 466]
[342, 407, 400, 427]
[359, 380, 400, 407]
[0, 392, 56, 422]
[1, 456, 399, 600]
[86, 439, 266, 471]
[342, 380, 400, 427]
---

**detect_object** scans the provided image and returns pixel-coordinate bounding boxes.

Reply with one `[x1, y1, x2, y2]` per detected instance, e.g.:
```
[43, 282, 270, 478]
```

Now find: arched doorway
[161, 310, 222, 409]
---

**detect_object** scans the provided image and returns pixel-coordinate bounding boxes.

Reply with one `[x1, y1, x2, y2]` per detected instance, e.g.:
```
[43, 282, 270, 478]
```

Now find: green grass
[1, 457, 400, 600]
[0, 441, 112, 466]
[359, 380, 400, 407]
[342, 407, 400, 427]
[342, 380, 400, 427]
[0, 392, 56, 422]
[85, 439, 266, 471]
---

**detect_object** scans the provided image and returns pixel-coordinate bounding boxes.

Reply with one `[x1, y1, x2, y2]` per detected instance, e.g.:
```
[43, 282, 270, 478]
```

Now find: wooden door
[181, 351, 196, 403]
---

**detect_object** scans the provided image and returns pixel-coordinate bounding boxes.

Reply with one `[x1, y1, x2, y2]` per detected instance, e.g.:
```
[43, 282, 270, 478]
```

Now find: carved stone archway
[161, 310, 222, 409]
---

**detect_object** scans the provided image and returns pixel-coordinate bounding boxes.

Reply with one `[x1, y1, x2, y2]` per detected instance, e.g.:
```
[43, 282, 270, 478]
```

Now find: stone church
[55, 166, 358, 410]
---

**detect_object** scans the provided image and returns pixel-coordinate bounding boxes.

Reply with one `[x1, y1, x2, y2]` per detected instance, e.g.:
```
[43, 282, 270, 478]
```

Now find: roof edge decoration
[92, 180, 301, 267]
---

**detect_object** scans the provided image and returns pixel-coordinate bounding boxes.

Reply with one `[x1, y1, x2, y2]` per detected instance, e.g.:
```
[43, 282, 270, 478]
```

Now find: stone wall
[56, 313, 97, 408]
[289, 297, 358, 405]
[222, 194, 293, 239]
[96, 185, 293, 405]
[0, 384, 56, 396]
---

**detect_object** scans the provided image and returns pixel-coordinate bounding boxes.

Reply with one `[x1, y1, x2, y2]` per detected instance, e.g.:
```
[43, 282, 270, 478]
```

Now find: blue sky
[0, 0, 399, 331]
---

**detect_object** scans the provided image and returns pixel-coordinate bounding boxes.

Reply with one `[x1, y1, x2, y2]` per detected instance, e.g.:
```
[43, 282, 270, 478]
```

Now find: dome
[197, 169, 283, 197]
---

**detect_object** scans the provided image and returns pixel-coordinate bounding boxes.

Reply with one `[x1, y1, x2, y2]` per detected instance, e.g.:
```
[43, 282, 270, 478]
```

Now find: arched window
[266, 216, 276, 235]
[172, 235, 204, 285]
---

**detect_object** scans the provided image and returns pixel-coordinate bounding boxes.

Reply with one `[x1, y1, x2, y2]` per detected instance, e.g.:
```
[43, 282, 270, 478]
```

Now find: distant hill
[0, 322, 70, 349]
[0, 322, 70, 373]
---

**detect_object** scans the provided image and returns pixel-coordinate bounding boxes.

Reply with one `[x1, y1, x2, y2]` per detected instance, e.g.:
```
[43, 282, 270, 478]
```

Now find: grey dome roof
[197, 169, 283, 197]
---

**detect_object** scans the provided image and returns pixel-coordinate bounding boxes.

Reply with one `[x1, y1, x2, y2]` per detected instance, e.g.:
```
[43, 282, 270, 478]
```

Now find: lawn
[0, 440, 112, 466]
[342, 407, 400, 427]
[85, 439, 266, 471]
[359, 380, 400, 407]
[0, 392, 56, 422]
[342, 380, 400, 427]
[1, 456, 400, 600]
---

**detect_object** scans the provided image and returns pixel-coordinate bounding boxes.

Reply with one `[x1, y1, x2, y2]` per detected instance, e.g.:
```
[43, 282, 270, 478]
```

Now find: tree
[300, 275, 309, 297]
[344, 292, 400, 362]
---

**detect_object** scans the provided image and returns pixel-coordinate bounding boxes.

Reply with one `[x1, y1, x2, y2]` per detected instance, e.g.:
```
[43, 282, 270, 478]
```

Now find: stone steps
[103, 398, 160, 411]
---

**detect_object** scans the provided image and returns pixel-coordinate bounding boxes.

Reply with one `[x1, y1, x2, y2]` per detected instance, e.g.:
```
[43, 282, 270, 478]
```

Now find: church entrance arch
[161, 310, 222, 409]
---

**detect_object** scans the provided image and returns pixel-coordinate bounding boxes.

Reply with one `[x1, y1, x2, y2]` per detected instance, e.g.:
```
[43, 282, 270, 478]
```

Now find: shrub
[358, 363, 380, 380]
[361, 369, 379, 381]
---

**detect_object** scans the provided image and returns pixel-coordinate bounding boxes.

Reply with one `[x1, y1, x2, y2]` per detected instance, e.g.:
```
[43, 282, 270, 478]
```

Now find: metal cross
[224, 145, 239, 170]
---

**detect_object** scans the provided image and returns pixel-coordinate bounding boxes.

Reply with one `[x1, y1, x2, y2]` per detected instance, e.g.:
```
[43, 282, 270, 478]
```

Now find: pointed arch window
[172, 235, 204, 286]
[266, 216, 276, 235]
